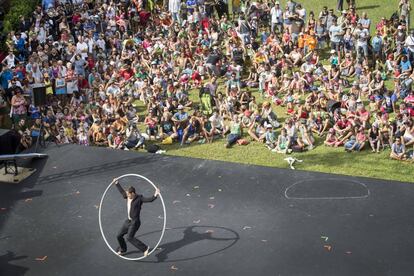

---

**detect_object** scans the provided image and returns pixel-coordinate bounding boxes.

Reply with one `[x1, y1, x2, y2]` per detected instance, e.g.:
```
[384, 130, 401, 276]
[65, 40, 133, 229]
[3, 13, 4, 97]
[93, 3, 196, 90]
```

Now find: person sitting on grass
[250, 116, 268, 143]
[354, 103, 370, 129]
[159, 113, 178, 141]
[261, 101, 280, 128]
[209, 108, 228, 138]
[144, 112, 158, 141]
[93, 127, 108, 147]
[172, 104, 189, 133]
[368, 124, 382, 153]
[225, 114, 242, 148]
[298, 119, 315, 150]
[114, 132, 125, 150]
[285, 118, 305, 152]
[274, 128, 291, 154]
[264, 124, 277, 150]
[324, 128, 340, 147]
[390, 137, 407, 160]
[402, 121, 414, 148]
[334, 113, 352, 141]
[124, 123, 145, 150]
[345, 127, 367, 152]
[108, 129, 119, 149]
[78, 128, 89, 146]
[181, 116, 202, 146]
[201, 115, 214, 144]
[112, 114, 127, 135]
[63, 121, 76, 144]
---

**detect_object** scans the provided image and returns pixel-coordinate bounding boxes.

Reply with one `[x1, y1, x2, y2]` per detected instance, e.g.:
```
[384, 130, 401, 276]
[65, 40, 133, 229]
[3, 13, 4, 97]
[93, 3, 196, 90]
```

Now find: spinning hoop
[98, 174, 166, 261]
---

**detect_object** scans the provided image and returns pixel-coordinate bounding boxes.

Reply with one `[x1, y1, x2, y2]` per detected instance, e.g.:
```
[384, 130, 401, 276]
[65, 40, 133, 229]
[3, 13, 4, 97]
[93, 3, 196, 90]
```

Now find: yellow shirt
[45, 80, 53, 95]
[64, 127, 74, 137]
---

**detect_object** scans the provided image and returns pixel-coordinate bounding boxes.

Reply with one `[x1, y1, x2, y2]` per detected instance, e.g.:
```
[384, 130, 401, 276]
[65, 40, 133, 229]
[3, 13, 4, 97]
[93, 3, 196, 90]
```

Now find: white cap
[177, 105, 184, 110]
[275, 1, 280, 4]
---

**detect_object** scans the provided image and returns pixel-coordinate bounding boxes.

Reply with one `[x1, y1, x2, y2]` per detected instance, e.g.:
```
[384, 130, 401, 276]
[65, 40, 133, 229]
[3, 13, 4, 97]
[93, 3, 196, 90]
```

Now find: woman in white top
[2, 52, 17, 68]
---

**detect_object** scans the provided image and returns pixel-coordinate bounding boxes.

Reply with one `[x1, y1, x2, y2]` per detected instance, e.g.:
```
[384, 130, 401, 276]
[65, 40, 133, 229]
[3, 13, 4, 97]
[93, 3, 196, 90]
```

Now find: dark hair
[127, 186, 136, 194]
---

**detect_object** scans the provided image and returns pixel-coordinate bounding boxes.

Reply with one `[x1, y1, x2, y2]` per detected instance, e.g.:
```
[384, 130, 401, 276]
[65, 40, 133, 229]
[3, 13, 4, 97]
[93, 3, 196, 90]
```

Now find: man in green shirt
[225, 115, 242, 148]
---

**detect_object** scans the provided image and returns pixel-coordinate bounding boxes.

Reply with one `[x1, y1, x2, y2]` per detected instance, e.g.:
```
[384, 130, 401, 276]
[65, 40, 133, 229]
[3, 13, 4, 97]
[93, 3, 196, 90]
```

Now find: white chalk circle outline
[284, 178, 370, 200]
[99, 174, 166, 261]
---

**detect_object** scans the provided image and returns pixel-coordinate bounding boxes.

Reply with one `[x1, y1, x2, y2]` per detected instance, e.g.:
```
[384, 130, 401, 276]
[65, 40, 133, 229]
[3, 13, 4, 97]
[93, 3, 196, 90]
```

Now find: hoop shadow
[124, 225, 240, 263]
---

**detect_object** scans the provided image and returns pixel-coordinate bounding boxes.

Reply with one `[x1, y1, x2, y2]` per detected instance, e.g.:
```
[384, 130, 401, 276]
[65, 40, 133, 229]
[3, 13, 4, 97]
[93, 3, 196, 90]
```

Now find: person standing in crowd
[0, 0, 409, 166]
[10, 89, 27, 125]
[337, 0, 344, 12]
[400, 0, 411, 30]
[270, 1, 283, 34]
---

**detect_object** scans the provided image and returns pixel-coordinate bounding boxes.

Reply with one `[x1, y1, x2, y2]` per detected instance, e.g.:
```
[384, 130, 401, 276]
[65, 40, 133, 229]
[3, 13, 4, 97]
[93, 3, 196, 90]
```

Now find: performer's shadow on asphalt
[0, 251, 29, 276]
[126, 225, 239, 263]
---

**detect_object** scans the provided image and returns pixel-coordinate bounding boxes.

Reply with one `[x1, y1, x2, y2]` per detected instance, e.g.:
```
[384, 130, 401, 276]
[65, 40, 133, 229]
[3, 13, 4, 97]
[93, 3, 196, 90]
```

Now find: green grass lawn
[132, 1, 414, 183]
[141, 91, 411, 184]
[134, 85, 413, 184]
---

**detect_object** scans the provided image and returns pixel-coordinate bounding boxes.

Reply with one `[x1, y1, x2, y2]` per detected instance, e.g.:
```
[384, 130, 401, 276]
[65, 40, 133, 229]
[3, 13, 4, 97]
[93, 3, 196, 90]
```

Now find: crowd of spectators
[0, 0, 413, 161]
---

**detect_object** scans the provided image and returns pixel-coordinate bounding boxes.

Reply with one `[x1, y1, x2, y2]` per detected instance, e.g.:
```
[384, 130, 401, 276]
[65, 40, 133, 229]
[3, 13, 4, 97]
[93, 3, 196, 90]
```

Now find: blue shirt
[371, 36, 383, 52]
[15, 38, 26, 51]
[186, 0, 197, 12]
[28, 105, 41, 119]
[391, 92, 398, 102]
[0, 70, 13, 89]
[400, 60, 411, 71]
[392, 143, 405, 154]
[358, 18, 371, 28]
[173, 111, 188, 121]
[329, 25, 343, 43]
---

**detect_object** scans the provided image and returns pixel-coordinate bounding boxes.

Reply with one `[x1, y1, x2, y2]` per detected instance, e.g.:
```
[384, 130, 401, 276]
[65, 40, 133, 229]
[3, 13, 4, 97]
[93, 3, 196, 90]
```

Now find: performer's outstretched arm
[142, 188, 160, 202]
[113, 180, 127, 199]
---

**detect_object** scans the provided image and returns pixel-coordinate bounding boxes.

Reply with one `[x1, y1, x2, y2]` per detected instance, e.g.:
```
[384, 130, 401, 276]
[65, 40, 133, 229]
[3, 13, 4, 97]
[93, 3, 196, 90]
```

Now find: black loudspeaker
[327, 100, 341, 113]
[0, 130, 21, 154]
[33, 85, 47, 107]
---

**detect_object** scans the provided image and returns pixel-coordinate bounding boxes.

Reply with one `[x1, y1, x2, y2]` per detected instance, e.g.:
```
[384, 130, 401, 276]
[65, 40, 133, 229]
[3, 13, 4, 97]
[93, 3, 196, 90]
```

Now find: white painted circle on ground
[99, 174, 166, 260]
[284, 178, 370, 200]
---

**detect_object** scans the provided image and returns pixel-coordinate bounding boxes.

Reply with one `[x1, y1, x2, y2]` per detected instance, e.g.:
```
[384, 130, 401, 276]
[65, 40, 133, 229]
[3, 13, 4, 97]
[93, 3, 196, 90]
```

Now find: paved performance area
[1, 145, 414, 276]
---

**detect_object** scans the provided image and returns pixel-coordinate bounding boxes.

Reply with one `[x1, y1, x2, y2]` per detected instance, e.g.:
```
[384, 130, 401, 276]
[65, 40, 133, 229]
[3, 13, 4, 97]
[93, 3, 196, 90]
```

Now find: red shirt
[72, 14, 81, 25]
[201, 18, 209, 30]
[87, 58, 95, 70]
[78, 78, 89, 90]
[119, 68, 133, 81]
[336, 119, 351, 130]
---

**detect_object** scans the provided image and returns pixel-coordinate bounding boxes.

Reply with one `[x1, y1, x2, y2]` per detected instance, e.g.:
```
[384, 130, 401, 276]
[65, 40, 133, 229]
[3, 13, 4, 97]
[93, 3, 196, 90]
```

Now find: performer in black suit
[113, 179, 160, 256]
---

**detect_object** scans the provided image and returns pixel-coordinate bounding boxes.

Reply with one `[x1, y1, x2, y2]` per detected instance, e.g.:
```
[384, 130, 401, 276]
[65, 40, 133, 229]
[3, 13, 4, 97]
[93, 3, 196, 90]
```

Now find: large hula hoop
[98, 174, 166, 261]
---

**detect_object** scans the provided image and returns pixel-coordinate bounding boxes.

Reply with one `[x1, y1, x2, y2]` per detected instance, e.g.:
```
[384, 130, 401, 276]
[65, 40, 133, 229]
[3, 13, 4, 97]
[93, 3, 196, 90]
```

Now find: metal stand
[33, 113, 60, 153]
[3, 159, 18, 176]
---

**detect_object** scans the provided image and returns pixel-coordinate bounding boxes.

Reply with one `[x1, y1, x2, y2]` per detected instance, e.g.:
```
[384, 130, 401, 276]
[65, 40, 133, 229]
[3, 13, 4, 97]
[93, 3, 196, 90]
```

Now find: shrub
[3, 0, 38, 33]
[1, 0, 38, 51]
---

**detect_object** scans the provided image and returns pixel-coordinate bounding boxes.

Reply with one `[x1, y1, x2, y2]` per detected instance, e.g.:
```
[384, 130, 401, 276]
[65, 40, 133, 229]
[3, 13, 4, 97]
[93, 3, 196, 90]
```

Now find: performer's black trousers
[117, 219, 147, 252]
